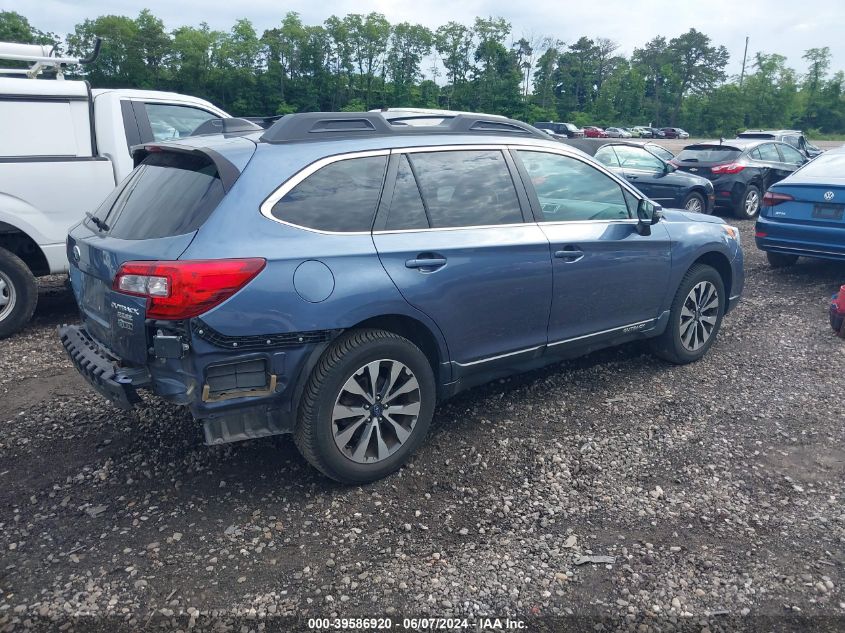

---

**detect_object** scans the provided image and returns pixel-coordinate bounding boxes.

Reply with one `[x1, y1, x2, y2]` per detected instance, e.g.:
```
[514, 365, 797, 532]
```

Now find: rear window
[93, 152, 224, 239]
[676, 146, 742, 163]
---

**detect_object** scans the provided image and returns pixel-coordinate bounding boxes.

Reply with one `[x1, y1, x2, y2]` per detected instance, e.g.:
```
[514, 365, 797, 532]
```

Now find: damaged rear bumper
[58, 324, 150, 409]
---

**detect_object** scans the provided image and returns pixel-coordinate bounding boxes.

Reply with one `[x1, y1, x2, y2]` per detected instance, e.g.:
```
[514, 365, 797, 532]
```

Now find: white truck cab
[0, 41, 228, 337]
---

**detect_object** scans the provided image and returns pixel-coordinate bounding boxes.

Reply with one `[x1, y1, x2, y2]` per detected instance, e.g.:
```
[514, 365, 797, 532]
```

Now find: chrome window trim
[258, 142, 646, 235]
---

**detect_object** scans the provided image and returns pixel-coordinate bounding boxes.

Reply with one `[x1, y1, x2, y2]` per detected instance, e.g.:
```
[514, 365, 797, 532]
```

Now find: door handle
[405, 256, 447, 270]
[554, 247, 584, 262]
[625, 175, 639, 180]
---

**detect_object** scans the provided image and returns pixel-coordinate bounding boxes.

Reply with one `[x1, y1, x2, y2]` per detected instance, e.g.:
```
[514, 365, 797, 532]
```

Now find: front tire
[294, 329, 436, 484]
[649, 264, 725, 364]
[766, 252, 799, 268]
[734, 184, 761, 219]
[0, 247, 38, 339]
[682, 192, 707, 214]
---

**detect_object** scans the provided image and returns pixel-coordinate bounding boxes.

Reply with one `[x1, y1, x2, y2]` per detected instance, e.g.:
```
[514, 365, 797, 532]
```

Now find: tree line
[2, 9, 843, 136]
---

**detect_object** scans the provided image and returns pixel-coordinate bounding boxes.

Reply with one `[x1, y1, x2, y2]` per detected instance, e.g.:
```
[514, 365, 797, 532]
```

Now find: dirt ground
[1, 215, 844, 632]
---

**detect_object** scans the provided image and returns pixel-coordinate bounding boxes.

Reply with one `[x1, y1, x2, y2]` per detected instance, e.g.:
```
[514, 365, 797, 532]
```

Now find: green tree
[666, 29, 729, 124]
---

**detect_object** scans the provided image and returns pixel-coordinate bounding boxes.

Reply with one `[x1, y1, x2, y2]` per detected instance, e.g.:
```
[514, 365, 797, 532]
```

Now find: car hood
[659, 209, 726, 225]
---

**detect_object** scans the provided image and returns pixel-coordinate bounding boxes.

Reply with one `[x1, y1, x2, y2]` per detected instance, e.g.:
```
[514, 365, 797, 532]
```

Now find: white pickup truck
[0, 41, 229, 337]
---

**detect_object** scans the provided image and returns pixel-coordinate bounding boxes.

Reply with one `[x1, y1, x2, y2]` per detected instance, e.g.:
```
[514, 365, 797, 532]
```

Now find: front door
[373, 149, 553, 368]
[512, 148, 672, 345]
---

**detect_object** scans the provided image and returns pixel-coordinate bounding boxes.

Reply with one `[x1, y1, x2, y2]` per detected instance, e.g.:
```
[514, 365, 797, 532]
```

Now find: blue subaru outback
[60, 112, 744, 483]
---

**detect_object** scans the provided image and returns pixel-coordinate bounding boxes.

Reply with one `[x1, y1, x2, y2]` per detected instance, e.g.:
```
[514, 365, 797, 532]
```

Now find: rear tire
[0, 247, 38, 339]
[294, 329, 436, 484]
[682, 192, 707, 214]
[649, 264, 725, 365]
[734, 184, 761, 219]
[766, 252, 799, 268]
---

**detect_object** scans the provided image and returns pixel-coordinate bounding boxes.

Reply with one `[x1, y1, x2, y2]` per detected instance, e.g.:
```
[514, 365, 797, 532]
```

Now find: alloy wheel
[684, 197, 703, 213]
[331, 359, 421, 464]
[0, 271, 16, 323]
[744, 189, 760, 217]
[679, 281, 719, 352]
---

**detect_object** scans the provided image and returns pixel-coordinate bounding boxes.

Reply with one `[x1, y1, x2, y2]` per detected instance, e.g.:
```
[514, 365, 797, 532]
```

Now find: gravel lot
[2, 218, 845, 631]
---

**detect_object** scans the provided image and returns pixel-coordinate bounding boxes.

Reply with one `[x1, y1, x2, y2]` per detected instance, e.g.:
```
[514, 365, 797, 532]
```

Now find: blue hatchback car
[60, 112, 745, 483]
[756, 146, 845, 266]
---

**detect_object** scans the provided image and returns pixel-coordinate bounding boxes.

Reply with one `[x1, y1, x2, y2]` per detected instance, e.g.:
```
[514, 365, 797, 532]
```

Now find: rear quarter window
[95, 152, 224, 239]
[270, 155, 388, 232]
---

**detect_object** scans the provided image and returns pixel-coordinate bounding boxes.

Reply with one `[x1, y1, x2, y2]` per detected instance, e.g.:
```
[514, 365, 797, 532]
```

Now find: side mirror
[636, 199, 662, 235]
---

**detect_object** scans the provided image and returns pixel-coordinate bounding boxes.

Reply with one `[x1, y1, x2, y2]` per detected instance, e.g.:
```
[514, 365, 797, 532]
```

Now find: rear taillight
[710, 162, 746, 175]
[762, 191, 794, 207]
[113, 258, 266, 320]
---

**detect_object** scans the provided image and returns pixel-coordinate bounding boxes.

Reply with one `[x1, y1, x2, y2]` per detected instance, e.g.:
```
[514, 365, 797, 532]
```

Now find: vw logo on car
[72, 245, 81, 263]
[824, 190, 835, 201]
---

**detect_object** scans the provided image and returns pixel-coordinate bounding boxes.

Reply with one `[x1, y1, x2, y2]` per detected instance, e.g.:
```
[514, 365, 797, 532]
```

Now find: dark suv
[736, 130, 822, 159]
[533, 121, 584, 138]
[672, 139, 808, 218]
[60, 111, 744, 484]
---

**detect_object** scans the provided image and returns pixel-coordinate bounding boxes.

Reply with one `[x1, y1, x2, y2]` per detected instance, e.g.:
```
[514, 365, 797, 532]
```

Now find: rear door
[67, 150, 227, 361]
[513, 148, 671, 345]
[372, 148, 553, 369]
[754, 143, 786, 189]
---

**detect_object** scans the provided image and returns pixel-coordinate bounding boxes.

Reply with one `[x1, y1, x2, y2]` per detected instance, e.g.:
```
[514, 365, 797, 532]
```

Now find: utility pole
[739, 36, 749, 87]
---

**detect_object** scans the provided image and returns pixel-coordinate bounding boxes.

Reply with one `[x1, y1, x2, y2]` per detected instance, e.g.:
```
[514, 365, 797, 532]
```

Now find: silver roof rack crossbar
[0, 37, 101, 79]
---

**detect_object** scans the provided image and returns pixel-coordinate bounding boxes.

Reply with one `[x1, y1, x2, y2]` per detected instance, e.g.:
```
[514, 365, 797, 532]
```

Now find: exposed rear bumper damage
[58, 324, 150, 409]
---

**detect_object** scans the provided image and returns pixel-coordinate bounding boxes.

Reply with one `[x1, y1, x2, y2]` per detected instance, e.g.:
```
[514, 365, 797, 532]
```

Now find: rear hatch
[672, 145, 743, 180]
[67, 150, 230, 362]
[763, 183, 845, 226]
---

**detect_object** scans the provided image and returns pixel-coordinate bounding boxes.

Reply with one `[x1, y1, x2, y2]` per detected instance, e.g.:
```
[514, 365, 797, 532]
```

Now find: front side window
[271, 156, 387, 232]
[517, 150, 631, 222]
[778, 144, 805, 165]
[612, 145, 665, 172]
[144, 103, 218, 141]
[407, 150, 522, 228]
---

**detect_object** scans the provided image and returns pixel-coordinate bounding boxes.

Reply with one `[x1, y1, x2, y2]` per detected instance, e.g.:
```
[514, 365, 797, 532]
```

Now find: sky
[6, 0, 844, 78]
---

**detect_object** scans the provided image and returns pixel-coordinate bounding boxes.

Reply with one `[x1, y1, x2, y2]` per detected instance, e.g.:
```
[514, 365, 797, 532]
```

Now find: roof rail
[0, 37, 101, 79]
[259, 111, 548, 144]
[190, 117, 263, 136]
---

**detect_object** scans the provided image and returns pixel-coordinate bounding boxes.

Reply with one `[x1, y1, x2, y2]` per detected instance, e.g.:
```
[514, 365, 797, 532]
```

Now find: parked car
[533, 121, 584, 138]
[645, 143, 674, 162]
[676, 128, 690, 139]
[0, 40, 229, 338]
[650, 128, 667, 139]
[671, 139, 807, 219]
[60, 110, 744, 484]
[755, 146, 845, 266]
[660, 127, 684, 139]
[562, 139, 715, 213]
[632, 127, 655, 138]
[583, 126, 608, 138]
[605, 127, 632, 138]
[736, 129, 822, 159]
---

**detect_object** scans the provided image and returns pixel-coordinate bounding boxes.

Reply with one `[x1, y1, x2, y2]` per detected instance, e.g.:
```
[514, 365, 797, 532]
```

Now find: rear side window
[676, 147, 741, 163]
[271, 156, 387, 232]
[144, 103, 218, 141]
[756, 143, 781, 162]
[407, 150, 522, 228]
[97, 152, 224, 239]
[386, 155, 429, 230]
